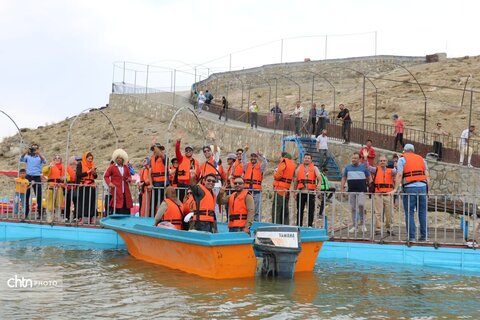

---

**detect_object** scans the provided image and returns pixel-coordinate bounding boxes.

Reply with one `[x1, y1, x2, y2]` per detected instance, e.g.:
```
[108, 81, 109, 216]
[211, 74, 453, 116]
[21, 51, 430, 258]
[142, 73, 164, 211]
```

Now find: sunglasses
[233, 182, 244, 185]
[203, 150, 211, 153]
[185, 149, 193, 152]
[205, 179, 216, 183]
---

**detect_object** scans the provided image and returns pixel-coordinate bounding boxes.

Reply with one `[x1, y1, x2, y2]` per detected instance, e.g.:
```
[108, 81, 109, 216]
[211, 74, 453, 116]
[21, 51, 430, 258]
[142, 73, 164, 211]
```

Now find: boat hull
[101, 215, 328, 279]
[117, 230, 257, 279]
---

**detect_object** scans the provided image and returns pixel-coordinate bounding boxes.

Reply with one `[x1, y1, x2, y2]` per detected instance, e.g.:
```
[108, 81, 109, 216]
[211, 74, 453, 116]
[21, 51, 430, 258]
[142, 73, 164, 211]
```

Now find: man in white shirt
[459, 125, 476, 167]
[291, 101, 304, 136]
[316, 129, 328, 169]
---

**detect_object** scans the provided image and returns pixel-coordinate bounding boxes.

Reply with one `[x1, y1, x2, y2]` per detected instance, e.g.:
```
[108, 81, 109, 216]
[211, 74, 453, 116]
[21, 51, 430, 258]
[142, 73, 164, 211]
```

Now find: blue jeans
[402, 185, 427, 240]
[14, 192, 26, 214]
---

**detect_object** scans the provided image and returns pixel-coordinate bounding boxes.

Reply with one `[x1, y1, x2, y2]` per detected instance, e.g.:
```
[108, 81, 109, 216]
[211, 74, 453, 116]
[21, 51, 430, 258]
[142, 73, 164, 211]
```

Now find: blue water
[0, 238, 479, 319]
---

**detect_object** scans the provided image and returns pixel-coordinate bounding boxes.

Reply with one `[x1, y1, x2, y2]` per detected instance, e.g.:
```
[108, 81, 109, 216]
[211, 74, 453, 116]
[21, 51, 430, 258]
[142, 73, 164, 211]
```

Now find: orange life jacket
[67, 166, 76, 189]
[177, 157, 199, 184]
[48, 165, 65, 188]
[140, 168, 150, 186]
[151, 155, 166, 183]
[233, 160, 244, 178]
[169, 166, 178, 188]
[161, 198, 184, 230]
[274, 158, 296, 191]
[80, 164, 95, 186]
[182, 195, 195, 214]
[218, 164, 226, 183]
[402, 153, 427, 186]
[297, 163, 317, 190]
[197, 157, 221, 182]
[228, 190, 249, 228]
[374, 166, 394, 193]
[244, 162, 263, 190]
[192, 184, 216, 222]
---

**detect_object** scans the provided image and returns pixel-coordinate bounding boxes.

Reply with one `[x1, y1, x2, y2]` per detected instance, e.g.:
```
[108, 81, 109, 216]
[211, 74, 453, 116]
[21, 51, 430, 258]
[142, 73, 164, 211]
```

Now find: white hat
[112, 149, 129, 162]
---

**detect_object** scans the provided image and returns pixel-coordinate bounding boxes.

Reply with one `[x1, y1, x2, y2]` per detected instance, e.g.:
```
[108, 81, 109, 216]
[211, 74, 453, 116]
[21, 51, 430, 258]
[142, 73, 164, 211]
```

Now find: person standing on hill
[309, 103, 317, 136]
[315, 104, 329, 136]
[270, 102, 283, 129]
[20, 143, 46, 219]
[219, 96, 228, 121]
[204, 90, 213, 108]
[249, 100, 259, 129]
[337, 104, 351, 144]
[432, 122, 449, 161]
[291, 101, 304, 136]
[197, 91, 206, 113]
[459, 125, 476, 167]
[393, 114, 405, 151]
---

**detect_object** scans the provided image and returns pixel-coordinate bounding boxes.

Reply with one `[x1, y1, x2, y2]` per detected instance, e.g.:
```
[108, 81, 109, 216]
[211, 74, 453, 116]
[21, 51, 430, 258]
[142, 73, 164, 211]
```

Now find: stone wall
[199, 55, 427, 88]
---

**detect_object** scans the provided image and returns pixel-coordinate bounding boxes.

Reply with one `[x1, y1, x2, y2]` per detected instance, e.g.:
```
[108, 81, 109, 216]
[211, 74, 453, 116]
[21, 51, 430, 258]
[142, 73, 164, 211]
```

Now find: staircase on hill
[282, 136, 342, 181]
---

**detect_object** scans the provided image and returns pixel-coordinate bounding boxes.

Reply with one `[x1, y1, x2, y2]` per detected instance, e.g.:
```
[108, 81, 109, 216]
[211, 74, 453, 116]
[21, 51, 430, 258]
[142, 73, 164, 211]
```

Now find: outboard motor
[254, 226, 301, 279]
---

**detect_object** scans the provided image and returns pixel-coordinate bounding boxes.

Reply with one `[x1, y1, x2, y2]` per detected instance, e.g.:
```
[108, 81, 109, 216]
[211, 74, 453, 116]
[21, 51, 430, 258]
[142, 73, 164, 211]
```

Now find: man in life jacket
[217, 177, 254, 233]
[196, 144, 222, 184]
[365, 155, 397, 236]
[149, 143, 168, 217]
[242, 146, 268, 221]
[272, 152, 296, 225]
[154, 186, 185, 230]
[186, 173, 217, 233]
[233, 148, 245, 179]
[175, 139, 200, 200]
[393, 144, 430, 241]
[293, 153, 322, 227]
[42, 155, 69, 223]
[223, 153, 237, 215]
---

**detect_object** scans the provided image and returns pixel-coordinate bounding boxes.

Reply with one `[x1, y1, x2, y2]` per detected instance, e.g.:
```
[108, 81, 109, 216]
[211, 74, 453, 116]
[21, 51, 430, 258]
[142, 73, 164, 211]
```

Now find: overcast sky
[1, 0, 479, 139]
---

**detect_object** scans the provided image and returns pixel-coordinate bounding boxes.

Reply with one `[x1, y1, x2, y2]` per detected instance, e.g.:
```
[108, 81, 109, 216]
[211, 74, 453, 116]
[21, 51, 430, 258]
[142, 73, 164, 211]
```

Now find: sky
[1, 0, 480, 139]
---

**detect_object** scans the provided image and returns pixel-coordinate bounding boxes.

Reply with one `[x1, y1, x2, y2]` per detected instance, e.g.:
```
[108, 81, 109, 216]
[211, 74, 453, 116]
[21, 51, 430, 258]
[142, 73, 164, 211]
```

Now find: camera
[29, 147, 37, 153]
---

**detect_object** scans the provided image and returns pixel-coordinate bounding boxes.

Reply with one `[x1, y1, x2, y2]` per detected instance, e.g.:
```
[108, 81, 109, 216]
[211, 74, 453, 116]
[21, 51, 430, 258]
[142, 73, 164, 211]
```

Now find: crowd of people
[13, 136, 432, 241]
[9, 93, 476, 240]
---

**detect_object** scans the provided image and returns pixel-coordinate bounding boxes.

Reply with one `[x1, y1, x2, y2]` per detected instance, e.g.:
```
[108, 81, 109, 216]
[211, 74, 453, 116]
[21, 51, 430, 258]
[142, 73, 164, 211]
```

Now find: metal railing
[1, 180, 478, 247]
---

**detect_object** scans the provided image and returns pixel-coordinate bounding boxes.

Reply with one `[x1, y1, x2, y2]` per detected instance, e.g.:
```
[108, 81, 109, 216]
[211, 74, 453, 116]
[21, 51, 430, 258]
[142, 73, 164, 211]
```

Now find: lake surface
[0, 238, 479, 319]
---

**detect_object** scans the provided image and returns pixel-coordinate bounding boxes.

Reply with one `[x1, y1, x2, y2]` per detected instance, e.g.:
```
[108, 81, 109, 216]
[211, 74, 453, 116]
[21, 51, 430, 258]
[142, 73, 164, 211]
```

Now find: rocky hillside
[199, 55, 480, 137]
